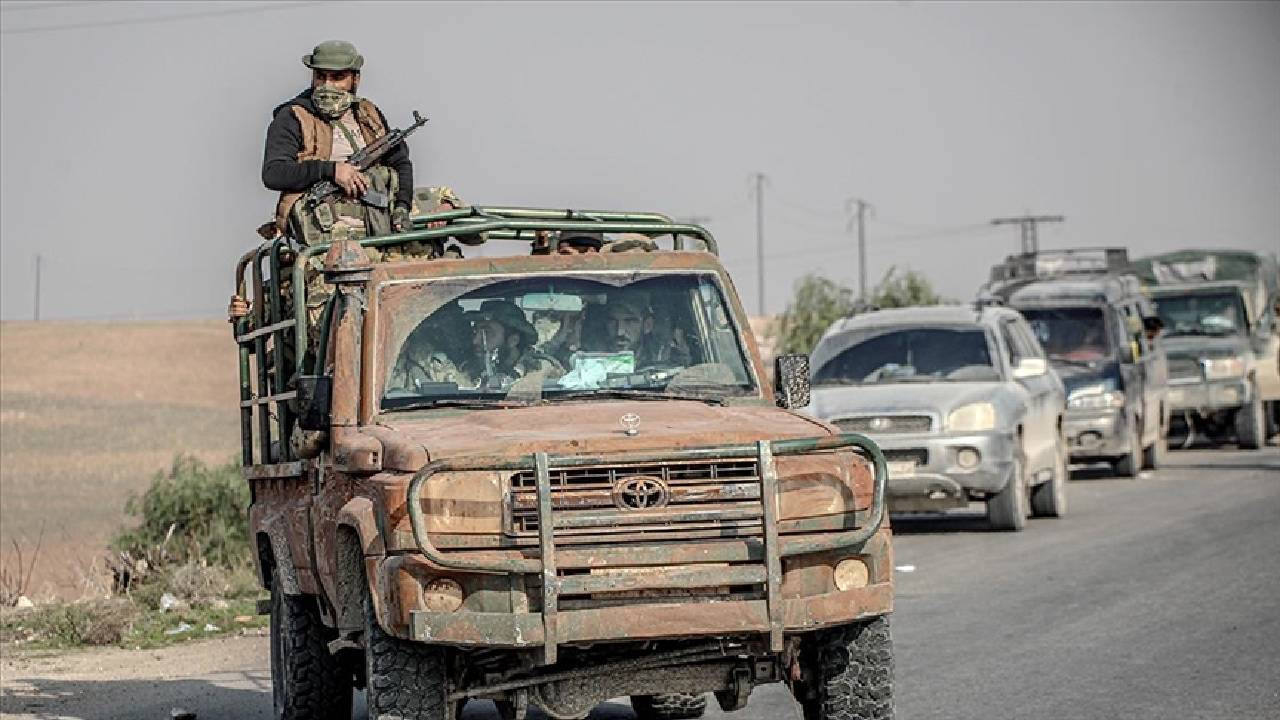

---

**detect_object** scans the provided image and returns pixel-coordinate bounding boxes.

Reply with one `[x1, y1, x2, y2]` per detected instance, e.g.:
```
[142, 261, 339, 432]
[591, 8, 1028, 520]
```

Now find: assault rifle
[303, 110, 428, 210]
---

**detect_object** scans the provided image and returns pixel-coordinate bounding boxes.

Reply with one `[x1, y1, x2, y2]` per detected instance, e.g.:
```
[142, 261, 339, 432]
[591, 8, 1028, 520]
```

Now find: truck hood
[370, 401, 833, 467]
[1161, 335, 1250, 359]
[1049, 360, 1121, 397]
[808, 381, 1007, 419]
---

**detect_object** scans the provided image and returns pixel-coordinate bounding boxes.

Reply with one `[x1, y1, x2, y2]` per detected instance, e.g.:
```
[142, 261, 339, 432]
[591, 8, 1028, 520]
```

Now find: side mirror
[775, 354, 811, 409]
[1012, 357, 1047, 379]
[294, 375, 332, 431]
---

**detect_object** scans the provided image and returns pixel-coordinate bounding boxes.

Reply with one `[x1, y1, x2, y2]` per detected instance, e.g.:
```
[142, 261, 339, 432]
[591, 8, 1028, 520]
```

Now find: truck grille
[1167, 356, 1202, 382]
[834, 415, 934, 434]
[508, 460, 762, 539]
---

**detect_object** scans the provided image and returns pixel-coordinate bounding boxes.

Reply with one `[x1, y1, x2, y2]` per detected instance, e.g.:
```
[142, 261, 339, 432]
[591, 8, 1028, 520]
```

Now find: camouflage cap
[302, 40, 364, 71]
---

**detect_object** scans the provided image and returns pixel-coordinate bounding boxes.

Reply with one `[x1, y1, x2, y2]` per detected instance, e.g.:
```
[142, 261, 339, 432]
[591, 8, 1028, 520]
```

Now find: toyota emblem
[869, 417, 892, 431]
[613, 475, 669, 510]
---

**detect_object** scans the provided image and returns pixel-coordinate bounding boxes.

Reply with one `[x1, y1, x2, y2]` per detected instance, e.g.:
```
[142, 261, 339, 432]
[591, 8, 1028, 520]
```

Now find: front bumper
[868, 431, 1016, 508]
[1166, 379, 1249, 414]
[396, 532, 893, 646]
[399, 434, 889, 663]
[1064, 409, 1128, 459]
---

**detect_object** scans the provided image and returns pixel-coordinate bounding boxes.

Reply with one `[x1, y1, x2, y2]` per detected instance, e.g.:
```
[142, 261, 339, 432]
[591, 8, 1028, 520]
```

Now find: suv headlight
[1202, 356, 1245, 379]
[947, 402, 996, 432]
[1068, 385, 1125, 410]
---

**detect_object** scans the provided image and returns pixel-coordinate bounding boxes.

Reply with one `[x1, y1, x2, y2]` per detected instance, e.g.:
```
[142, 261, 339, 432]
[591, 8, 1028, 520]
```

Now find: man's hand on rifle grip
[333, 162, 368, 198]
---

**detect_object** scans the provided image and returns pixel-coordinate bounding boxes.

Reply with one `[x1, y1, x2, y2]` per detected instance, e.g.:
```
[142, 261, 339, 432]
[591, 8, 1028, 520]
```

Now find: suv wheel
[799, 617, 893, 720]
[1112, 416, 1142, 478]
[631, 693, 708, 719]
[269, 566, 353, 720]
[1234, 383, 1265, 450]
[365, 591, 449, 720]
[1030, 442, 1068, 518]
[987, 456, 1027, 531]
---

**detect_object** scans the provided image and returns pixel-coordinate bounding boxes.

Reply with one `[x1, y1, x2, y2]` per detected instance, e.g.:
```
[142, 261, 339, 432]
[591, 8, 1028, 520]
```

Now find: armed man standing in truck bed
[264, 39, 414, 242]
[229, 40, 416, 324]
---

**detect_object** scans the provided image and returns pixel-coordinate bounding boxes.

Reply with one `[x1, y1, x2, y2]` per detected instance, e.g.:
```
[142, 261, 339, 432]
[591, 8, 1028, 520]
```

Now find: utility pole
[34, 254, 41, 322]
[751, 173, 767, 315]
[846, 198, 873, 301]
[991, 214, 1064, 254]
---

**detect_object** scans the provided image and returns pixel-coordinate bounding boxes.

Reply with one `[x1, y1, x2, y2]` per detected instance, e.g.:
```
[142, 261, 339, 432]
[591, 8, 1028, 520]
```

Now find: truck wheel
[1030, 443, 1068, 518]
[631, 693, 708, 719]
[1112, 417, 1141, 478]
[987, 457, 1026, 531]
[364, 591, 449, 720]
[269, 566, 353, 720]
[1234, 384, 1265, 450]
[799, 617, 893, 720]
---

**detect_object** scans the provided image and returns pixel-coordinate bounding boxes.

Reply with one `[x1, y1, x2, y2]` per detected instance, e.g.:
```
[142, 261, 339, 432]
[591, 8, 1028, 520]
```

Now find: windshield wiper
[550, 389, 726, 405]
[383, 398, 533, 412]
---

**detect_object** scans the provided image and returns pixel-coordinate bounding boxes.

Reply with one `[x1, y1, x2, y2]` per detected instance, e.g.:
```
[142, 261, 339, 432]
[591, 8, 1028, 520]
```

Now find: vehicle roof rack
[988, 247, 1130, 284]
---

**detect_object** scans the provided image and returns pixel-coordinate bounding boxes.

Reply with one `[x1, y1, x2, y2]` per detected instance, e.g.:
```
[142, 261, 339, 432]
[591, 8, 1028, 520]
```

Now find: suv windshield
[812, 326, 999, 385]
[1020, 307, 1113, 363]
[378, 271, 755, 409]
[1153, 291, 1247, 337]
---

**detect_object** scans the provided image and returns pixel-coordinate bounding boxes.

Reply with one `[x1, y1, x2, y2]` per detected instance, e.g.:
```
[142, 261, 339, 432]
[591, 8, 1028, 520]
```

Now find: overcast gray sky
[1, 0, 1277, 320]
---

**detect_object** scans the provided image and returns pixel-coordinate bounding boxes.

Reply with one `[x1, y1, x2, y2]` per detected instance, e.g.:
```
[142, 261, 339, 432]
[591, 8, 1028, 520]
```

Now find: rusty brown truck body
[233, 208, 893, 720]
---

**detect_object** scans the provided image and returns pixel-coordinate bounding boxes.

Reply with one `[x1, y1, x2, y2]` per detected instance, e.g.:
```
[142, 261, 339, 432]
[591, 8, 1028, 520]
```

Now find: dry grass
[0, 320, 240, 599]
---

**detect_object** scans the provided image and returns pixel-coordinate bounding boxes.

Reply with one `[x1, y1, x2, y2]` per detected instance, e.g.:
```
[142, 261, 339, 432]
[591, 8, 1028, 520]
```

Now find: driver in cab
[599, 293, 694, 368]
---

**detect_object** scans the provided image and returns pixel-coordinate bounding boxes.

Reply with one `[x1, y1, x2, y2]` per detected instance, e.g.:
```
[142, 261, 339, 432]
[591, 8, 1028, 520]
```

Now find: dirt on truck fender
[231, 206, 894, 720]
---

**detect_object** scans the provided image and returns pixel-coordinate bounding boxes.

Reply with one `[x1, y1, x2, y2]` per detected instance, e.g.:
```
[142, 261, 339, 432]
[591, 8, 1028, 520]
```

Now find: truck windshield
[1153, 291, 1247, 337]
[1020, 307, 1113, 364]
[812, 327, 999, 385]
[378, 271, 756, 409]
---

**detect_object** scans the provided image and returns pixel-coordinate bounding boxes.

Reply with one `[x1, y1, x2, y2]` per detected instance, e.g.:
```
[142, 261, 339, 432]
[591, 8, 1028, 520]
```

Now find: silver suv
[806, 305, 1066, 531]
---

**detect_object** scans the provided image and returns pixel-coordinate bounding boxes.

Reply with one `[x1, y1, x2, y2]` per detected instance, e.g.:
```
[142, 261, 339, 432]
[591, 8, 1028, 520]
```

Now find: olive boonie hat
[302, 40, 365, 71]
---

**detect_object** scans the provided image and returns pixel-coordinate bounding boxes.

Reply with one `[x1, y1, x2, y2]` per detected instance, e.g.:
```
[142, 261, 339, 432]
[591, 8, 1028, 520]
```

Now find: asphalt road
[3, 446, 1278, 720]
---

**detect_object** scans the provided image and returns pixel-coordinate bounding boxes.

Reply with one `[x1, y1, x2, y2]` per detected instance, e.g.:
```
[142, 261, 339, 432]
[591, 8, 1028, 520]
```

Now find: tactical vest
[273, 98, 389, 234]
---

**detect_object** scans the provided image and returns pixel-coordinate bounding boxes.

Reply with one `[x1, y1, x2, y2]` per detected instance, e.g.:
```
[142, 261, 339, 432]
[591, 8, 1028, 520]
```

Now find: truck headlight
[1202, 356, 1245, 379]
[1067, 386, 1125, 410]
[947, 403, 996, 432]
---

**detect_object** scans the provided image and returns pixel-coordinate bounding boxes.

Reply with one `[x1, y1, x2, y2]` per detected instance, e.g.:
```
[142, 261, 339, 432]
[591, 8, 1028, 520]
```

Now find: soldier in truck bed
[229, 40, 414, 324]
[263, 39, 414, 241]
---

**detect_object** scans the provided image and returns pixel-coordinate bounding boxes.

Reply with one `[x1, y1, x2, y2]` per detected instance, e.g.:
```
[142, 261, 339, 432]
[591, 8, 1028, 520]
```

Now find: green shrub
[1, 599, 138, 648]
[112, 456, 250, 571]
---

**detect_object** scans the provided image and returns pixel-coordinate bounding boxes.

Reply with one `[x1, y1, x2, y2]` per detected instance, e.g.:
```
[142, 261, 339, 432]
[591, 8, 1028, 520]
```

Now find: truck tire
[269, 566, 353, 720]
[986, 457, 1026, 531]
[364, 591, 449, 720]
[1030, 443, 1068, 518]
[799, 616, 893, 720]
[631, 693, 708, 719]
[1112, 416, 1141, 478]
[1234, 384, 1265, 450]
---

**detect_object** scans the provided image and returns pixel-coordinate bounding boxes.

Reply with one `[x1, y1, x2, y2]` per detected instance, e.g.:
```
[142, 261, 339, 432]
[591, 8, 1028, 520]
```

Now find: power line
[0, 1, 100, 13]
[1, 1, 322, 35]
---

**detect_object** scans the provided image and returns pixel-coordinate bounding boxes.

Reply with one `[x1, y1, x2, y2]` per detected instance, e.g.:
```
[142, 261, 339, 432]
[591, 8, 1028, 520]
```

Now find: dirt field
[0, 320, 240, 599]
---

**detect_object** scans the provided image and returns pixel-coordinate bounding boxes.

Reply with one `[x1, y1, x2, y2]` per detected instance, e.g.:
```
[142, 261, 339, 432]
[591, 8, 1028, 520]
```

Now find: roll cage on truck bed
[231, 205, 894, 720]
